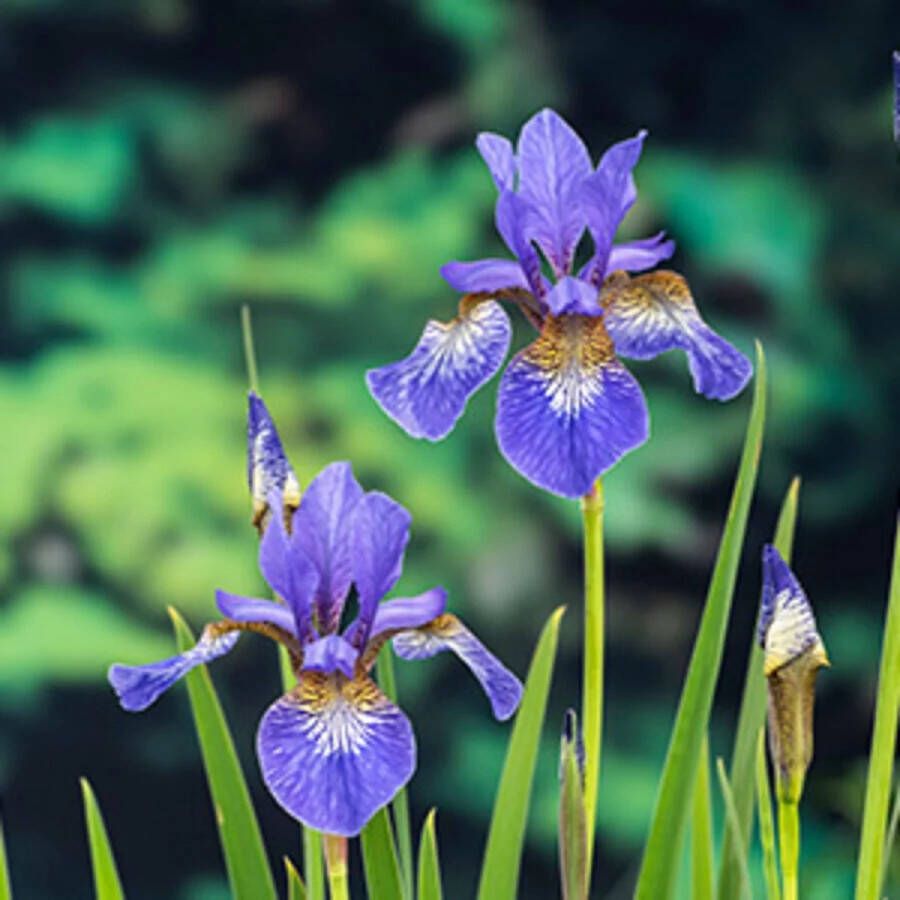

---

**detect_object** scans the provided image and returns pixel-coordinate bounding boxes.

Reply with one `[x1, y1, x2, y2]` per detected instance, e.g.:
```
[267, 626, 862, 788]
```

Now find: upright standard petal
[291, 462, 364, 633]
[759, 545, 829, 676]
[495, 314, 649, 498]
[257, 673, 416, 836]
[476, 132, 516, 191]
[366, 297, 512, 441]
[348, 491, 412, 647]
[259, 510, 318, 640]
[247, 392, 301, 528]
[109, 625, 239, 712]
[495, 189, 547, 297]
[600, 270, 752, 401]
[580, 131, 647, 282]
[516, 109, 592, 276]
[215, 590, 298, 636]
[392, 614, 522, 721]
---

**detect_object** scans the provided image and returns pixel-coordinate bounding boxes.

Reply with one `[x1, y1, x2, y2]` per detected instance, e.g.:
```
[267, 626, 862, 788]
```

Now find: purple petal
[365, 587, 448, 640]
[602, 271, 752, 401]
[259, 513, 318, 640]
[495, 316, 649, 497]
[476, 132, 516, 190]
[759, 545, 824, 674]
[581, 131, 647, 282]
[302, 635, 359, 679]
[348, 491, 412, 647]
[366, 299, 512, 441]
[516, 108, 592, 276]
[247, 392, 301, 526]
[292, 462, 365, 633]
[604, 232, 675, 276]
[439, 259, 530, 293]
[257, 674, 415, 836]
[215, 590, 297, 636]
[392, 614, 522, 721]
[543, 276, 601, 316]
[109, 626, 239, 712]
[495, 190, 546, 298]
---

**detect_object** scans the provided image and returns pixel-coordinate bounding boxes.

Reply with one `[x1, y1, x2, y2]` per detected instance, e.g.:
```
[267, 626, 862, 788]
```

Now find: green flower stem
[323, 835, 349, 900]
[581, 478, 605, 885]
[777, 797, 799, 900]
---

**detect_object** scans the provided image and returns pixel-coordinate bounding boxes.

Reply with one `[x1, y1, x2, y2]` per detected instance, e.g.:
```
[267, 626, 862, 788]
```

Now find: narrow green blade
[635, 344, 767, 900]
[417, 810, 444, 900]
[715, 760, 751, 900]
[80, 779, 125, 900]
[690, 737, 715, 900]
[0, 816, 12, 900]
[477, 606, 566, 900]
[756, 729, 781, 900]
[285, 857, 308, 900]
[559, 711, 587, 900]
[361, 806, 404, 900]
[377, 649, 414, 899]
[303, 829, 324, 900]
[879, 781, 900, 894]
[854, 516, 900, 900]
[719, 476, 800, 898]
[170, 607, 277, 900]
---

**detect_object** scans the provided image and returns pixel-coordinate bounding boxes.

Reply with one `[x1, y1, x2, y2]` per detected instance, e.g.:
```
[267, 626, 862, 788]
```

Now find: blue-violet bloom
[367, 108, 752, 498]
[110, 399, 522, 836]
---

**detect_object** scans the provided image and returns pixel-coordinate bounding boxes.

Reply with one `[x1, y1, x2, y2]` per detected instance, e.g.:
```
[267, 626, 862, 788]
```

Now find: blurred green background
[1, 1, 898, 897]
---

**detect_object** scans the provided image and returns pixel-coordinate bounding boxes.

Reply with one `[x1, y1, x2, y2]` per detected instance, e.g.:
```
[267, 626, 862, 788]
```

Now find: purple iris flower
[109, 397, 522, 837]
[367, 109, 752, 498]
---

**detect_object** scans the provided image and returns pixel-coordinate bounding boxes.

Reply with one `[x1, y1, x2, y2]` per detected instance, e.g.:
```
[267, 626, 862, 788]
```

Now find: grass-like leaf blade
[417, 810, 444, 900]
[477, 606, 566, 900]
[170, 607, 277, 900]
[715, 760, 751, 900]
[879, 781, 900, 894]
[285, 857, 308, 900]
[80, 778, 125, 900]
[635, 343, 766, 900]
[690, 737, 715, 900]
[854, 515, 900, 900]
[377, 649, 414, 899]
[361, 806, 404, 900]
[0, 815, 12, 900]
[756, 729, 781, 900]
[718, 476, 799, 898]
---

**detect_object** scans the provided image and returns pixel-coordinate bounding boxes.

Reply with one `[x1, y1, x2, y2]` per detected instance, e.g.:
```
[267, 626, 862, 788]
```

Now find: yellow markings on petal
[295, 671, 388, 714]
[519, 316, 618, 418]
[601, 269, 697, 315]
[524, 315, 616, 374]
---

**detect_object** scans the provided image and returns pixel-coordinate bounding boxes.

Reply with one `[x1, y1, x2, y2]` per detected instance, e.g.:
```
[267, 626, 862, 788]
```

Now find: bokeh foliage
[1, 0, 898, 897]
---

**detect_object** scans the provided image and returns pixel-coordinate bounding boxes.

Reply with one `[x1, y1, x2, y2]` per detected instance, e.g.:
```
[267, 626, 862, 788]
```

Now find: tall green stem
[581, 478, 605, 885]
[777, 798, 799, 900]
[323, 834, 349, 900]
